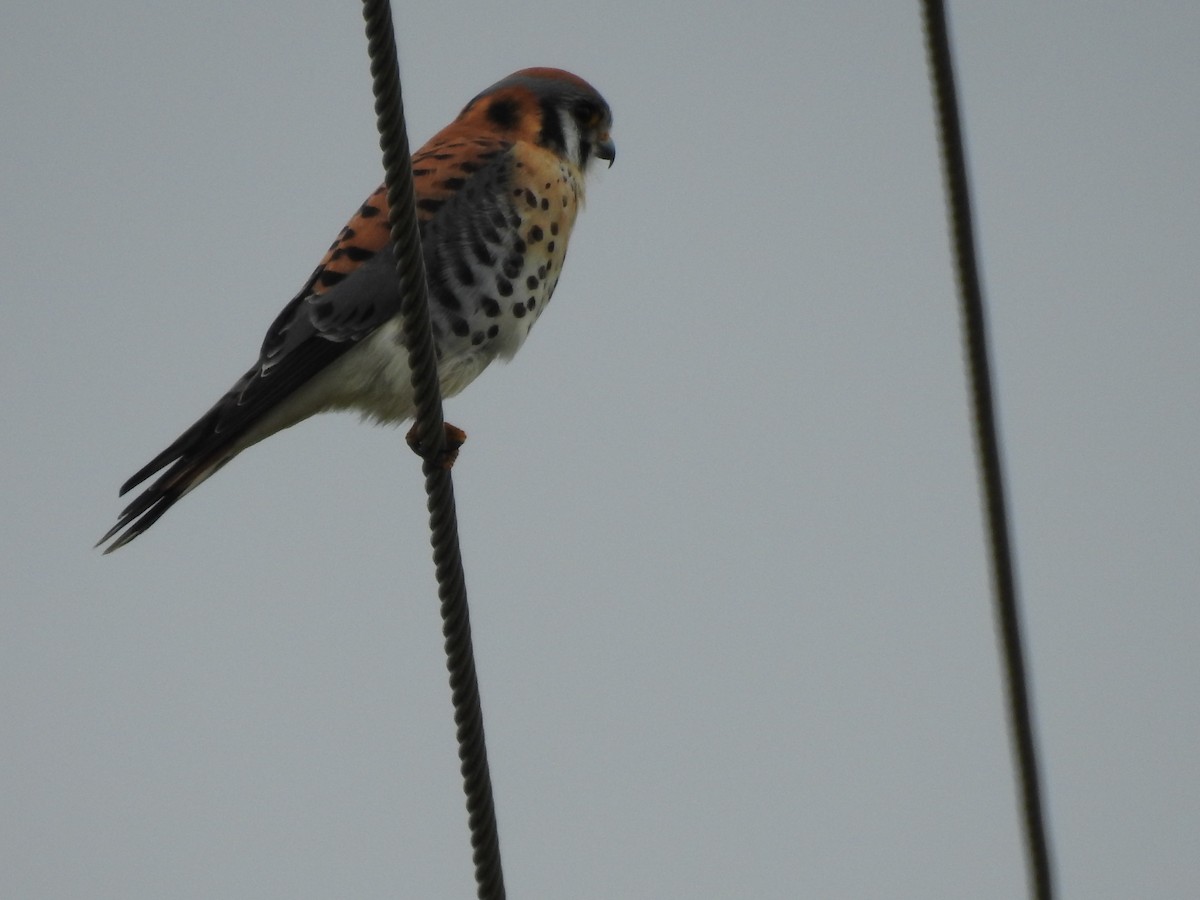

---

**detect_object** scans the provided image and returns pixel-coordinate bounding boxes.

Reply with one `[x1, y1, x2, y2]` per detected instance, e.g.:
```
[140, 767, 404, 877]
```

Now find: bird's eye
[573, 100, 603, 129]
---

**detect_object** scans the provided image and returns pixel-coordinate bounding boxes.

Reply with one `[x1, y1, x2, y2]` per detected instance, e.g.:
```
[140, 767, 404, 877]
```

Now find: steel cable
[359, 2, 506, 896]
[920, 3, 1055, 898]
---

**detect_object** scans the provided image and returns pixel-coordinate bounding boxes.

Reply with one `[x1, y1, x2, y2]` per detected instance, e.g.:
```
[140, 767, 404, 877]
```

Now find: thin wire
[919, 3, 1055, 898]
[359, 2, 505, 897]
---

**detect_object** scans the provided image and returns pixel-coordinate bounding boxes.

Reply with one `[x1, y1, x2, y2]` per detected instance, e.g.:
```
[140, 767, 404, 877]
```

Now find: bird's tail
[96, 412, 234, 553]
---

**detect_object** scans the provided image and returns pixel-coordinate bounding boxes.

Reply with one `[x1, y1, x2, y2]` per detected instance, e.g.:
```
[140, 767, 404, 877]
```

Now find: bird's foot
[406, 421, 467, 470]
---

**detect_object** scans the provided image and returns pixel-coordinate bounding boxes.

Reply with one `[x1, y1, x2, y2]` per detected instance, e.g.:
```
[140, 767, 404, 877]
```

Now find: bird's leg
[406, 421, 468, 470]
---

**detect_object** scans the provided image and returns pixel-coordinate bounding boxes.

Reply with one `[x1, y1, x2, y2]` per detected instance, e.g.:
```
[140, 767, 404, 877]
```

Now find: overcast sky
[4, 2, 1198, 898]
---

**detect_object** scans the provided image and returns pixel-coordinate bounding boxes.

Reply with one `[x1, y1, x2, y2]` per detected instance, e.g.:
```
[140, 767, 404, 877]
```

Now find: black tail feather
[100, 308, 361, 552]
[96, 480, 189, 553]
[99, 408, 237, 553]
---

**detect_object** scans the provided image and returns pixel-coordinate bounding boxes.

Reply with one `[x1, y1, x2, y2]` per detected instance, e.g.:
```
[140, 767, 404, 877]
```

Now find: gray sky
[4, 2, 1198, 897]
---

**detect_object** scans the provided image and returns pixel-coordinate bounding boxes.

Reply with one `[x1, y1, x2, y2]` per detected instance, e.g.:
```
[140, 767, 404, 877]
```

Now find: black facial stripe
[538, 98, 566, 153]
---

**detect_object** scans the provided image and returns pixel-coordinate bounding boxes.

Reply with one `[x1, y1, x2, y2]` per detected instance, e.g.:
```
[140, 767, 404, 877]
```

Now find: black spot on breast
[528, 225, 544, 243]
[434, 286, 461, 313]
[472, 331, 485, 346]
[440, 177, 466, 191]
[417, 198, 445, 214]
[550, 222, 559, 236]
[453, 256, 475, 287]
[486, 98, 520, 130]
[503, 256, 522, 279]
[526, 297, 537, 310]
[482, 297, 501, 317]
[512, 303, 527, 318]
[319, 270, 346, 288]
[412, 168, 433, 177]
[457, 160, 481, 174]
[514, 238, 527, 254]
[526, 275, 539, 290]
[487, 324, 499, 338]
[359, 206, 380, 218]
[344, 246, 374, 262]
[547, 241, 556, 253]
[429, 268, 461, 311]
[451, 318, 470, 337]
[496, 277, 513, 297]
[524, 189, 538, 209]
[471, 237, 496, 267]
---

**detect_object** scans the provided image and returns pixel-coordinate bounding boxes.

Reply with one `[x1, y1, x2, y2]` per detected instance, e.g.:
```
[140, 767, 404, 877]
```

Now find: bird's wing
[97, 247, 402, 552]
[118, 196, 403, 497]
[100, 138, 517, 552]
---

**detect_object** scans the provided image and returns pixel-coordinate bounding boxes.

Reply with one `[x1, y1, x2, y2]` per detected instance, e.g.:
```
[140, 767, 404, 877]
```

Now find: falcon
[99, 67, 614, 552]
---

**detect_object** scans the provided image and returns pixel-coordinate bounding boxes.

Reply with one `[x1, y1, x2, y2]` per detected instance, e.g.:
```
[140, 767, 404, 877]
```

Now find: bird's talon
[406, 422, 467, 470]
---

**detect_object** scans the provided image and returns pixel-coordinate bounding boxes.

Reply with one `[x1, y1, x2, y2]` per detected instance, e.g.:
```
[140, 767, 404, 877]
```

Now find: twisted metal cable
[920, 3, 1055, 898]
[359, 2, 505, 897]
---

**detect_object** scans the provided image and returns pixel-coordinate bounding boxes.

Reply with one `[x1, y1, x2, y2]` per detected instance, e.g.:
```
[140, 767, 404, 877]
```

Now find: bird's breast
[424, 147, 585, 380]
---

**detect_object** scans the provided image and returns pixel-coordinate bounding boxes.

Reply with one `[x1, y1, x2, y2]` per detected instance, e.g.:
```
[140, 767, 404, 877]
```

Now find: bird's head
[458, 67, 615, 172]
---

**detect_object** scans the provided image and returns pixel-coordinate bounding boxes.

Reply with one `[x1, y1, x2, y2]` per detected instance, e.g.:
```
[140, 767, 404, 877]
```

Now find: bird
[98, 67, 614, 553]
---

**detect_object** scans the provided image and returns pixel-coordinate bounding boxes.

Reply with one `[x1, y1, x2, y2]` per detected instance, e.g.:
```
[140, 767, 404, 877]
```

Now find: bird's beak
[595, 134, 616, 168]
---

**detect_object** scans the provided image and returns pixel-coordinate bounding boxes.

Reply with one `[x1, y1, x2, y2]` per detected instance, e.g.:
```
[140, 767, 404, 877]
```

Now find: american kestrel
[99, 67, 614, 552]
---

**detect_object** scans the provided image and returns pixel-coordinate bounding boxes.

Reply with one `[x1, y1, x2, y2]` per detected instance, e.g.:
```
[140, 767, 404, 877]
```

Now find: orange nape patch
[450, 84, 548, 148]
